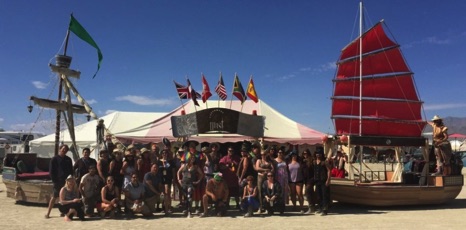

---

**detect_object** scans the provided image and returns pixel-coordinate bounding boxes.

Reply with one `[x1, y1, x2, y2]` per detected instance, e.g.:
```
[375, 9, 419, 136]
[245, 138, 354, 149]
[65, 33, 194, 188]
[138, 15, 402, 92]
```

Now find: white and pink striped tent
[116, 99, 324, 145]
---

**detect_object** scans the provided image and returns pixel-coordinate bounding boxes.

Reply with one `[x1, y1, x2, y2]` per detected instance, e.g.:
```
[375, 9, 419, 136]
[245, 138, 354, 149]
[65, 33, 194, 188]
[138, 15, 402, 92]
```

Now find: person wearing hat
[313, 148, 331, 216]
[219, 146, 241, 210]
[46, 144, 73, 219]
[430, 115, 453, 176]
[121, 149, 137, 187]
[177, 156, 204, 218]
[58, 175, 85, 221]
[199, 173, 229, 217]
[209, 142, 221, 155]
[109, 148, 124, 191]
[173, 147, 185, 206]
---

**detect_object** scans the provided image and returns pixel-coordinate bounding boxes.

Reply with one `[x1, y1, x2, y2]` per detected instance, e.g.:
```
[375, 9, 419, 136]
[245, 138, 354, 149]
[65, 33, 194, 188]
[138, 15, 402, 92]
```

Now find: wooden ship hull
[330, 175, 463, 206]
[3, 177, 53, 204]
[2, 153, 53, 204]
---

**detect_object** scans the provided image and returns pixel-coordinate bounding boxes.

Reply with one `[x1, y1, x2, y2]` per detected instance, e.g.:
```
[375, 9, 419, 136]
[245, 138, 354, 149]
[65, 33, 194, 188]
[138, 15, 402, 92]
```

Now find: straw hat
[140, 148, 150, 154]
[431, 115, 442, 121]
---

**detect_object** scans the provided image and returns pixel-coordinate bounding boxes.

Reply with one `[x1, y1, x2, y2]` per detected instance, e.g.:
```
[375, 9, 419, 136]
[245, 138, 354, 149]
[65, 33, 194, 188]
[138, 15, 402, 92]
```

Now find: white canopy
[116, 99, 324, 145]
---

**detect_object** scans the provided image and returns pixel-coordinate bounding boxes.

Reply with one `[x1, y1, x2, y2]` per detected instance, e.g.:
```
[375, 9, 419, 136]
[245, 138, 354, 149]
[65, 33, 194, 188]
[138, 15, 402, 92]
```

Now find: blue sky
[1, 0, 465, 135]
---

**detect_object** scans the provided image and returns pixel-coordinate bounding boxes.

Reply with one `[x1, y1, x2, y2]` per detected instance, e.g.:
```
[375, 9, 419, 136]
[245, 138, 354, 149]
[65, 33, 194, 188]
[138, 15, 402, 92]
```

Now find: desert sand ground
[1, 169, 465, 230]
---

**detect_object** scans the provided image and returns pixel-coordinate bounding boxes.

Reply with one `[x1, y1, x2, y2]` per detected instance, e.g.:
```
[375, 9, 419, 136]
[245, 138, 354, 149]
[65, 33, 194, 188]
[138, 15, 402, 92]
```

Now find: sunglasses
[267, 175, 273, 177]
[107, 180, 114, 182]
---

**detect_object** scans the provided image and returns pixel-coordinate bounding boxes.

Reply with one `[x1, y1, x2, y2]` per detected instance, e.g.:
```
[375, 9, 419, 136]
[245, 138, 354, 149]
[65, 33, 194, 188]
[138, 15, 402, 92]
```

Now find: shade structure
[116, 99, 324, 145]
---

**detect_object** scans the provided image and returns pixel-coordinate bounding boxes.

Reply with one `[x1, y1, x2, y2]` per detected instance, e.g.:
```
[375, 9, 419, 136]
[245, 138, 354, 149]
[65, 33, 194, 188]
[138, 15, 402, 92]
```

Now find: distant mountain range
[424, 116, 466, 135]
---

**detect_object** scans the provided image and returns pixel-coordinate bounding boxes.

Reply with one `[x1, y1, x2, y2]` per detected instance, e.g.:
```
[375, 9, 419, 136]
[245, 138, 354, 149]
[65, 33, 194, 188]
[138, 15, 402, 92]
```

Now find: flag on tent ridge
[68, 14, 103, 78]
[215, 73, 227, 100]
[232, 74, 247, 104]
[201, 74, 212, 103]
[246, 76, 259, 103]
[187, 79, 200, 106]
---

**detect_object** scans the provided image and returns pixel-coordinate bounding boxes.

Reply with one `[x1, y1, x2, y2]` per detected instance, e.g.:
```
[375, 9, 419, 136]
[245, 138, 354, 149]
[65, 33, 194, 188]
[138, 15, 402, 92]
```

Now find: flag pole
[218, 71, 221, 108]
[230, 72, 236, 109]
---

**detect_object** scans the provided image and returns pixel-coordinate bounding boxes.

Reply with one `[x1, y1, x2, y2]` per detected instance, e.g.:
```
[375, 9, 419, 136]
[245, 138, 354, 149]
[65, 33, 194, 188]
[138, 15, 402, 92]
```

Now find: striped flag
[201, 74, 212, 103]
[215, 73, 227, 100]
[187, 78, 199, 106]
[246, 76, 259, 103]
[232, 74, 246, 104]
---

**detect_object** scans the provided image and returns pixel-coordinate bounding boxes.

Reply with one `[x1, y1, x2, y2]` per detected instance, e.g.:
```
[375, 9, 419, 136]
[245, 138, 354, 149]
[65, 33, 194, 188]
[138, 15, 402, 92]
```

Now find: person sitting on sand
[99, 176, 120, 218]
[59, 175, 85, 221]
[199, 173, 229, 217]
[242, 175, 259, 217]
[124, 172, 152, 217]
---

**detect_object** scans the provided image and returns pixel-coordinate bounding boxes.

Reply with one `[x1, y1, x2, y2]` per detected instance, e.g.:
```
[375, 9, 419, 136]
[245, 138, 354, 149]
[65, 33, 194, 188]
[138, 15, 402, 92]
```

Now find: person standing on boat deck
[46, 144, 73, 219]
[73, 147, 97, 186]
[79, 165, 101, 216]
[313, 149, 331, 216]
[331, 149, 347, 178]
[430, 115, 453, 176]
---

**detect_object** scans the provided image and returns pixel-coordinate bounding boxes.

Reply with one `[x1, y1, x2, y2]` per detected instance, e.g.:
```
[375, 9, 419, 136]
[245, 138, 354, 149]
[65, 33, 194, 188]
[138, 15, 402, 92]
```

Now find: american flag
[215, 73, 227, 100]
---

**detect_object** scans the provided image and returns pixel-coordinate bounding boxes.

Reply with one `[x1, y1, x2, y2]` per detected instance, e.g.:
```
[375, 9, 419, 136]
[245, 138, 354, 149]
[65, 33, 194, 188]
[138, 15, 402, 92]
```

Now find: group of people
[44, 139, 338, 221]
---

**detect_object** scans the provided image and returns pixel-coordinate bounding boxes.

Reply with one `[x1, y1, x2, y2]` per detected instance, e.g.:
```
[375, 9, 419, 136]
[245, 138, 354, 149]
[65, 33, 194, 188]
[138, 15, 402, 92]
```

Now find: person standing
[73, 148, 97, 186]
[219, 146, 241, 210]
[313, 149, 331, 216]
[431, 115, 453, 176]
[177, 156, 204, 218]
[45, 144, 73, 219]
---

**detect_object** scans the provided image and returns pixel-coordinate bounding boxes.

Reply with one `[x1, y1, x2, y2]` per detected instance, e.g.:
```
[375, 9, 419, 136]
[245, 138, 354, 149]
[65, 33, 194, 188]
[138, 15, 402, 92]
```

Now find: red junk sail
[332, 22, 426, 137]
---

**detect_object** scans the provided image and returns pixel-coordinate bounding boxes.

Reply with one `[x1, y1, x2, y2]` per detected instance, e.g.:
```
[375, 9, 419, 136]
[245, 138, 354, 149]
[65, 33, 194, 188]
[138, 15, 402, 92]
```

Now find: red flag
[215, 73, 227, 100]
[187, 78, 199, 106]
[201, 74, 212, 103]
[246, 76, 259, 103]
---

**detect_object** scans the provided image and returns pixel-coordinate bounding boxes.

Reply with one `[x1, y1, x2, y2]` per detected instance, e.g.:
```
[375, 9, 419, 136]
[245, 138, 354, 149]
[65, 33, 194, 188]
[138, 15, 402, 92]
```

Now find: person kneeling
[200, 173, 229, 217]
[262, 173, 285, 215]
[59, 175, 85, 221]
[124, 173, 152, 217]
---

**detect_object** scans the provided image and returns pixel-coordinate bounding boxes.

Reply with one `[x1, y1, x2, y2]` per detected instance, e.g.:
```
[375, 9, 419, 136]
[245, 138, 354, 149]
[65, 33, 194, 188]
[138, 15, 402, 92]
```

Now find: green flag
[69, 14, 103, 78]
